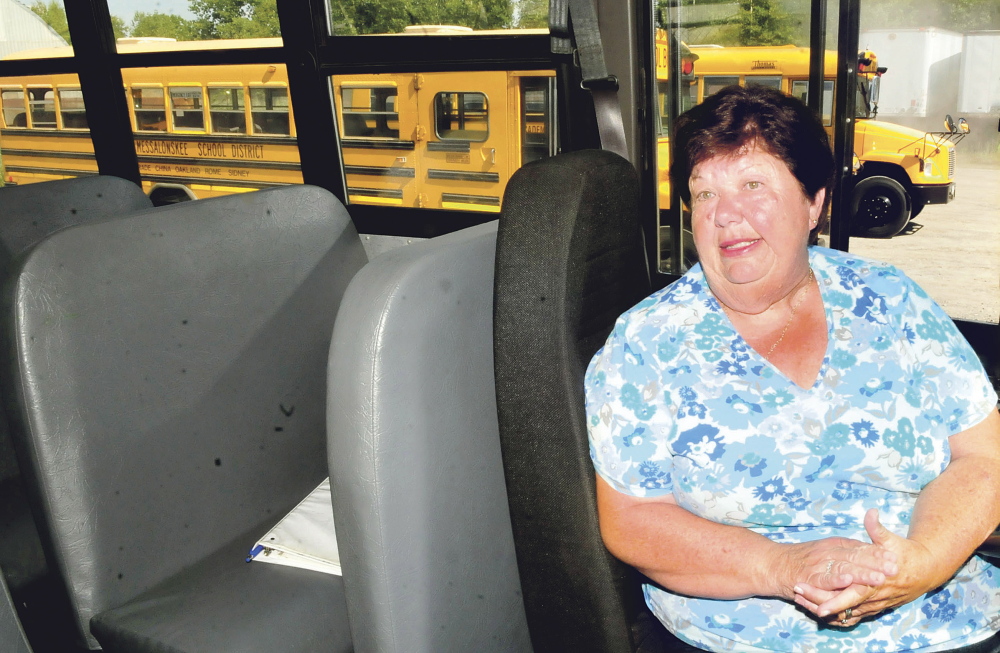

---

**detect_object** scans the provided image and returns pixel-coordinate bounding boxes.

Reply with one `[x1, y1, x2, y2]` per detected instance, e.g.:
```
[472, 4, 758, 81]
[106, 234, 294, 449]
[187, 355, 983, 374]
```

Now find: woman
[585, 84, 1000, 651]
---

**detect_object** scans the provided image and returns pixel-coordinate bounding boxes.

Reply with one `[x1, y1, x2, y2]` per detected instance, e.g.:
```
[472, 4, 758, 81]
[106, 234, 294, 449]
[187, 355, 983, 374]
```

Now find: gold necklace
[763, 267, 814, 359]
[718, 268, 815, 360]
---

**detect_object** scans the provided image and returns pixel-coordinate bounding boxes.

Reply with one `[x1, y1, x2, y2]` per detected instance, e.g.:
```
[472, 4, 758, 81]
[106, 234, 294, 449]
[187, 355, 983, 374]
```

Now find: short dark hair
[669, 84, 835, 243]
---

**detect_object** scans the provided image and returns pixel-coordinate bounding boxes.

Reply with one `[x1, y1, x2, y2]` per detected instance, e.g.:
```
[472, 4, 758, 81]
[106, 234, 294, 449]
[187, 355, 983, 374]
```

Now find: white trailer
[958, 31, 1000, 115]
[859, 27, 964, 118]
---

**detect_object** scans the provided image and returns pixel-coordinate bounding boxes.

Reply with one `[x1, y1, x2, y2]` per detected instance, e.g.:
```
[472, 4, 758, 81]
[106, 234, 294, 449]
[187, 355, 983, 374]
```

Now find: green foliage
[729, 0, 796, 45]
[329, 0, 513, 35]
[188, 0, 281, 38]
[29, 0, 71, 44]
[111, 14, 127, 40]
[514, 0, 547, 28]
[128, 12, 199, 40]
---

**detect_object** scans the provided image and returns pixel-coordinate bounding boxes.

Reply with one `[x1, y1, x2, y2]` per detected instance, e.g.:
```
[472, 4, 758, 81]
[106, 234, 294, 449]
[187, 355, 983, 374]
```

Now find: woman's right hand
[771, 536, 899, 601]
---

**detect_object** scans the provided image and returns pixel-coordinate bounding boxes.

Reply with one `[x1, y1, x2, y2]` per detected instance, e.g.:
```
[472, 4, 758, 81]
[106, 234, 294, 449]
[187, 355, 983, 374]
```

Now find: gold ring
[841, 607, 853, 625]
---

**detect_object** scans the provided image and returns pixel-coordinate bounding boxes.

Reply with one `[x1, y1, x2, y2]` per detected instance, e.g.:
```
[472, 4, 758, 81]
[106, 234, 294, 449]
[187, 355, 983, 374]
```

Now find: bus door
[415, 72, 508, 212]
[335, 75, 419, 208]
[514, 73, 558, 169]
[789, 78, 835, 140]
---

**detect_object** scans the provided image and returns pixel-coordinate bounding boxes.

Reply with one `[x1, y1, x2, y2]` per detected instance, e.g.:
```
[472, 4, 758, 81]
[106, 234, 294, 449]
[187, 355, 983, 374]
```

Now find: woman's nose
[713, 192, 743, 227]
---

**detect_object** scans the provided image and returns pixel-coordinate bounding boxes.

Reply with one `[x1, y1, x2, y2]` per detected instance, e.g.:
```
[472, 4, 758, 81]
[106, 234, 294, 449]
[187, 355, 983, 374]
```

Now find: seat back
[0, 570, 30, 653]
[0, 176, 152, 598]
[328, 222, 531, 653]
[493, 150, 651, 653]
[0, 176, 151, 266]
[1, 185, 365, 647]
[0, 176, 151, 487]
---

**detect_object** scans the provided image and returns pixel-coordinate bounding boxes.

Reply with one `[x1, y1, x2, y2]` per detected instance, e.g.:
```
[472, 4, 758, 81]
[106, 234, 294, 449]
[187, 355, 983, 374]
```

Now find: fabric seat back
[493, 150, 652, 653]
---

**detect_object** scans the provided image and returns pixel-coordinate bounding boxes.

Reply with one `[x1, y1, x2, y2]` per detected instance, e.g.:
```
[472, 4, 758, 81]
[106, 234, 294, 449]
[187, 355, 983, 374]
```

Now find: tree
[29, 0, 71, 44]
[188, 0, 281, 38]
[514, 0, 548, 28]
[329, 0, 512, 35]
[728, 0, 796, 46]
[128, 12, 199, 40]
[111, 14, 127, 40]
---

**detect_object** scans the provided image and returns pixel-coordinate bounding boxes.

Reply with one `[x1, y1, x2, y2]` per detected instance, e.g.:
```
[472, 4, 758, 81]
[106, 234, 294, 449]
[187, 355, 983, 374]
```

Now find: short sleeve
[890, 270, 998, 435]
[585, 312, 676, 498]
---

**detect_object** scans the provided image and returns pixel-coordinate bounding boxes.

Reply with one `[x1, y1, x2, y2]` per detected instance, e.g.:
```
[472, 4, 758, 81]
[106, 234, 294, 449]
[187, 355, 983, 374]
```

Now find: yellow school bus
[687, 44, 959, 237]
[331, 68, 556, 212]
[0, 38, 302, 204]
[1, 32, 560, 212]
[653, 29, 699, 210]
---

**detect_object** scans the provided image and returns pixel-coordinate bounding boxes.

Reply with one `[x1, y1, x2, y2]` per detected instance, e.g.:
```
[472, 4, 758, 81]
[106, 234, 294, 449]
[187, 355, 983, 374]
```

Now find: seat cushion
[91, 530, 351, 653]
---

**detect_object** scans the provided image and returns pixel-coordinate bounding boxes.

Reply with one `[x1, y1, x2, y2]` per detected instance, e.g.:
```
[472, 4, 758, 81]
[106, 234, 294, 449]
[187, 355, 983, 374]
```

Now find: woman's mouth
[720, 238, 761, 255]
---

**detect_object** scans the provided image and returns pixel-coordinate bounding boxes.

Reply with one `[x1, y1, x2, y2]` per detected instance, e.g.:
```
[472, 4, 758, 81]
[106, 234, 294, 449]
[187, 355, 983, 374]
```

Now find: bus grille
[949, 148, 955, 178]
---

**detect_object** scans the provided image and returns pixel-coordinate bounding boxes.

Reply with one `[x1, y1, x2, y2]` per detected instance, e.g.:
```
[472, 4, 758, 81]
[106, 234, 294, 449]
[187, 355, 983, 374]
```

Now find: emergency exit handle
[482, 147, 496, 165]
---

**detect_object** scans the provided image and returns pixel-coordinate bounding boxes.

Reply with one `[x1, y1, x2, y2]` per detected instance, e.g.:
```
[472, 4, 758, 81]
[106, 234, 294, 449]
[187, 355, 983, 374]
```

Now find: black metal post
[808, 0, 827, 117]
[64, 0, 141, 185]
[828, 0, 860, 252]
[276, 0, 346, 202]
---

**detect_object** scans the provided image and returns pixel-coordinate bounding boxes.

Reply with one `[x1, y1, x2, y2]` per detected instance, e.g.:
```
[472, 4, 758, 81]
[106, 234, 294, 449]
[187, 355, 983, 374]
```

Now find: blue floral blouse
[585, 247, 1000, 652]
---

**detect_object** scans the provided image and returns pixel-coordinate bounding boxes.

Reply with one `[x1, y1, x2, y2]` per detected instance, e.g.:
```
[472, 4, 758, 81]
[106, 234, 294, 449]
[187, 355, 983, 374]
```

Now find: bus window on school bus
[0, 74, 97, 186]
[123, 61, 303, 206]
[331, 65, 557, 213]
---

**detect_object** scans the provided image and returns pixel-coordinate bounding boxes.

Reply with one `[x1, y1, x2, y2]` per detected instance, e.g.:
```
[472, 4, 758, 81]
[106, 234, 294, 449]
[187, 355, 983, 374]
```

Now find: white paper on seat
[248, 478, 341, 576]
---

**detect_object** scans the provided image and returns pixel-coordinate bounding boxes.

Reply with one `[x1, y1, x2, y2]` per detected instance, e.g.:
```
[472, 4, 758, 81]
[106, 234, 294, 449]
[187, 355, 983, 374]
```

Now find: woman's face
[689, 145, 825, 307]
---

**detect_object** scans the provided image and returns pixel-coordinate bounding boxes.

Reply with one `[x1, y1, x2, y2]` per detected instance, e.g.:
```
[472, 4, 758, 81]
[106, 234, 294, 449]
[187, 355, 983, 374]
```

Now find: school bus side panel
[334, 73, 418, 208]
[417, 72, 508, 212]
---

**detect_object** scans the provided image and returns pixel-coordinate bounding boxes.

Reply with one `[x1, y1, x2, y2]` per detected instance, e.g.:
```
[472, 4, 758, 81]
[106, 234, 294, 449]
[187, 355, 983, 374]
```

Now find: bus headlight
[921, 158, 937, 177]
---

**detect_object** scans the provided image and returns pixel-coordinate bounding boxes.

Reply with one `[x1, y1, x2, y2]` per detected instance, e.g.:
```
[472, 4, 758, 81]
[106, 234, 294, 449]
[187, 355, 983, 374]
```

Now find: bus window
[435, 92, 488, 141]
[704, 76, 740, 97]
[340, 86, 399, 139]
[520, 78, 554, 166]
[28, 88, 56, 129]
[790, 80, 834, 126]
[170, 87, 206, 132]
[209, 87, 247, 134]
[58, 88, 88, 130]
[1, 88, 27, 128]
[132, 88, 167, 132]
[250, 87, 290, 135]
[745, 76, 782, 90]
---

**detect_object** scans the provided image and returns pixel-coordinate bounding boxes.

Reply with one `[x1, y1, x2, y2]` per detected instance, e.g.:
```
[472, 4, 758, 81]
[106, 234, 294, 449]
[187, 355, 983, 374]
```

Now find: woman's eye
[695, 190, 714, 201]
[746, 181, 762, 190]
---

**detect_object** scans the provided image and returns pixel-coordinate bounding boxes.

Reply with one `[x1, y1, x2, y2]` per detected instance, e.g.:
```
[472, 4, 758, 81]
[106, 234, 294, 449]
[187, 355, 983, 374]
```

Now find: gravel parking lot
[849, 163, 1000, 325]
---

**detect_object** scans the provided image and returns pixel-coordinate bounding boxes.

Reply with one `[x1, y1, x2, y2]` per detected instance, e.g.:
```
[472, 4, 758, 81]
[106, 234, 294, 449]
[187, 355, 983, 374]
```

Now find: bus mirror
[869, 76, 880, 106]
[944, 114, 957, 133]
[958, 117, 970, 134]
[877, 66, 887, 74]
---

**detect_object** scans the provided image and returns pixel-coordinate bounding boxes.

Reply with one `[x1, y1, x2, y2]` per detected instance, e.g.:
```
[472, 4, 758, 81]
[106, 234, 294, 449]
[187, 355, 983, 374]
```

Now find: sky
[106, 0, 195, 21]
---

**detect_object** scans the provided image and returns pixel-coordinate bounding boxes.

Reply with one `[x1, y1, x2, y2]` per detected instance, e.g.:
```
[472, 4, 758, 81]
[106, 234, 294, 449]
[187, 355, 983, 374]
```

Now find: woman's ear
[808, 188, 827, 227]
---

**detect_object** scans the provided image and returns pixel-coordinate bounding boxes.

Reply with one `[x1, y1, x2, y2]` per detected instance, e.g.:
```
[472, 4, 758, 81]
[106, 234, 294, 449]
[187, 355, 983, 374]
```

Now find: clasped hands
[781, 509, 935, 628]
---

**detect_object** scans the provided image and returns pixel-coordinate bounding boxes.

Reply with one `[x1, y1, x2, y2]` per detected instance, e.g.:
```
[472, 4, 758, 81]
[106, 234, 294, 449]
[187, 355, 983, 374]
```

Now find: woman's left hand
[792, 508, 937, 627]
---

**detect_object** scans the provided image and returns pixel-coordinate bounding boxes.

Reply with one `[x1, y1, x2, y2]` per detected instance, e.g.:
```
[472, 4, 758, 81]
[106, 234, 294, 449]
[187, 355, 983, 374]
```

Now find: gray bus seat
[0, 569, 31, 653]
[492, 150, 652, 653]
[0, 176, 151, 599]
[0, 185, 365, 651]
[0, 175, 151, 269]
[327, 221, 531, 653]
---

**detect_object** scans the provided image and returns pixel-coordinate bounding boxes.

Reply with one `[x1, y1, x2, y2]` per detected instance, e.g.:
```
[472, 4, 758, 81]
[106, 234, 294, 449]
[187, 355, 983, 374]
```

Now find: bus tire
[149, 184, 196, 207]
[851, 175, 911, 238]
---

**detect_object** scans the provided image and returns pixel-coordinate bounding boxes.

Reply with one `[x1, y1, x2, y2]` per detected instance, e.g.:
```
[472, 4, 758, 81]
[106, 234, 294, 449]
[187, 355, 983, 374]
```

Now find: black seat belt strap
[551, 0, 629, 159]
